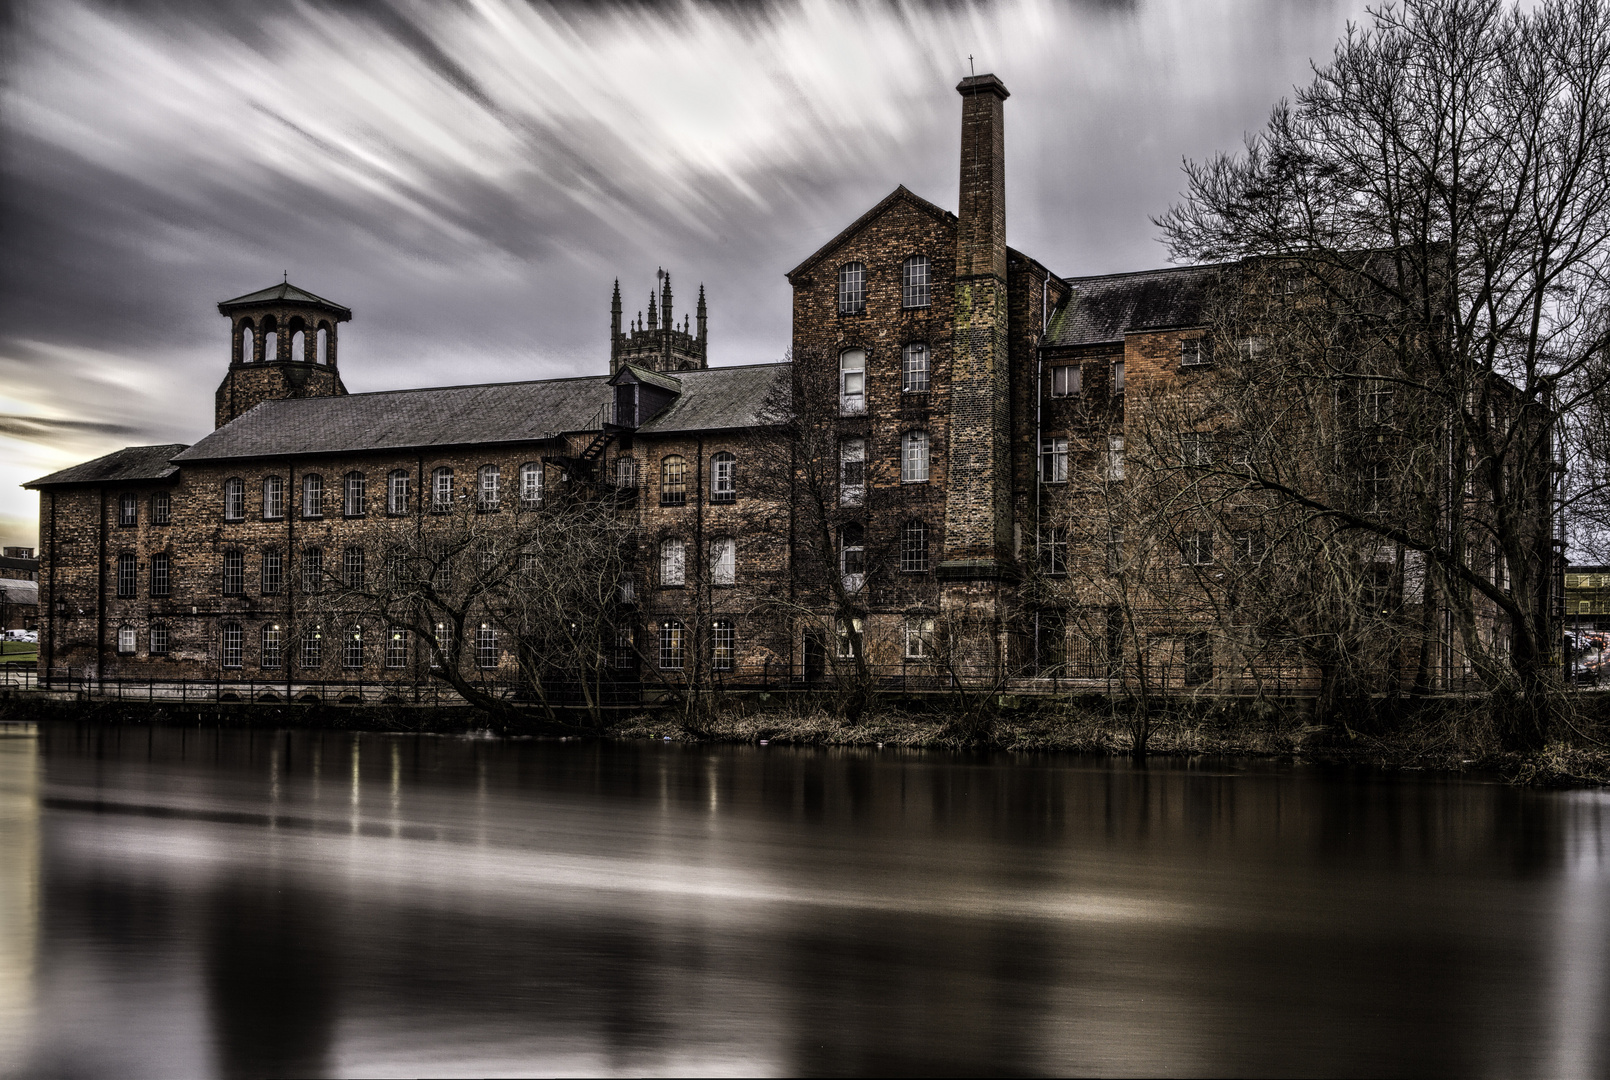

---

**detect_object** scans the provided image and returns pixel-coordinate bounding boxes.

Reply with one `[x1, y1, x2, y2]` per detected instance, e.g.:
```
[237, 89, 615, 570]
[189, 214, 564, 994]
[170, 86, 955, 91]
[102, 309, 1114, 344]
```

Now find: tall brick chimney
[940, 73, 1013, 580]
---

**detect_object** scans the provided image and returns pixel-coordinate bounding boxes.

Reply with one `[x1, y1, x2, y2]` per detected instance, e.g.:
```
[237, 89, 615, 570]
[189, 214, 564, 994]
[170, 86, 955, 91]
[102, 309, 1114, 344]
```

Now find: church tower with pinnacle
[610, 270, 707, 375]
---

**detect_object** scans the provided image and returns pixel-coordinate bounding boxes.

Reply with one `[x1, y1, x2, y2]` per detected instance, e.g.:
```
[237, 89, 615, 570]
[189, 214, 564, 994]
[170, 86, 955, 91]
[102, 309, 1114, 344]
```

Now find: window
[259, 548, 282, 595]
[432, 467, 454, 512]
[660, 537, 686, 587]
[1106, 527, 1125, 574]
[1367, 462, 1391, 515]
[1183, 432, 1213, 467]
[343, 546, 365, 590]
[840, 438, 866, 506]
[612, 458, 636, 490]
[1180, 530, 1214, 566]
[710, 452, 736, 504]
[302, 547, 323, 593]
[263, 476, 284, 520]
[838, 261, 866, 315]
[302, 474, 323, 518]
[152, 492, 171, 526]
[613, 627, 637, 670]
[840, 349, 866, 414]
[902, 430, 930, 483]
[387, 550, 407, 584]
[430, 539, 453, 590]
[300, 626, 322, 669]
[840, 523, 865, 593]
[1111, 360, 1125, 394]
[901, 520, 929, 573]
[709, 536, 736, 586]
[260, 624, 281, 669]
[116, 623, 136, 655]
[836, 617, 863, 659]
[431, 621, 453, 668]
[1184, 632, 1213, 686]
[1039, 527, 1068, 576]
[1181, 337, 1211, 367]
[343, 626, 363, 670]
[711, 620, 735, 672]
[150, 553, 171, 597]
[221, 622, 243, 669]
[902, 255, 933, 310]
[1232, 529, 1267, 564]
[1035, 610, 1066, 675]
[222, 549, 244, 596]
[1102, 435, 1126, 481]
[386, 628, 408, 669]
[660, 456, 687, 506]
[343, 472, 366, 517]
[150, 622, 170, 657]
[904, 618, 935, 661]
[387, 470, 411, 514]
[116, 553, 137, 598]
[902, 343, 930, 393]
[1363, 382, 1394, 426]
[1236, 338, 1266, 362]
[618, 574, 637, 603]
[1050, 364, 1080, 397]
[1040, 437, 1069, 483]
[223, 478, 245, 521]
[118, 493, 137, 527]
[477, 465, 500, 510]
[520, 462, 543, 506]
[659, 621, 685, 670]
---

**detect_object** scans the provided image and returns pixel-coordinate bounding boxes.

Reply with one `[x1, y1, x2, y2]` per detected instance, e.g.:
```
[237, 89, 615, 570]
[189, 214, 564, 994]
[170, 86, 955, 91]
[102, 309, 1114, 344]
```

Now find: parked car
[4, 630, 37, 643]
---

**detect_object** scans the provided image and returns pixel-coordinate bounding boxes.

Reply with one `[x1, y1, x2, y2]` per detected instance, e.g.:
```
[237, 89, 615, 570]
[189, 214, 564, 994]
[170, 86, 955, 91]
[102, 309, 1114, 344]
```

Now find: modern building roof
[1046, 264, 1225, 347]
[170, 363, 789, 463]
[218, 281, 352, 318]
[25, 445, 187, 488]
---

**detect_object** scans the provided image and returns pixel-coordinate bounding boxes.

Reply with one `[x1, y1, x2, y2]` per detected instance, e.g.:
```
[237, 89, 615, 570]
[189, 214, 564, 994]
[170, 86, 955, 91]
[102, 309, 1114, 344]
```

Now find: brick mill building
[25, 73, 1500, 697]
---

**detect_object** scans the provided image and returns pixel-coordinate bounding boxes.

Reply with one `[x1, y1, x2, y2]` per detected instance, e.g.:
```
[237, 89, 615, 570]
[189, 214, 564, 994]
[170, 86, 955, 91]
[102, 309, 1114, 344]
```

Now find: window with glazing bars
[711, 620, 734, 672]
[431, 540, 452, 590]
[1040, 437, 1069, 483]
[300, 627, 322, 669]
[344, 472, 365, 517]
[613, 458, 636, 490]
[260, 625, 281, 669]
[386, 628, 408, 669]
[476, 624, 499, 669]
[660, 456, 686, 506]
[302, 474, 323, 518]
[840, 350, 866, 415]
[150, 553, 170, 597]
[112, 552, 136, 598]
[710, 453, 736, 503]
[902, 343, 929, 392]
[117, 624, 136, 654]
[902, 255, 930, 309]
[387, 470, 410, 514]
[258, 548, 281, 595]
[840, 523, 865, 592]
[263, 476, 284, 519]
[1039, 527, 1068, 575]
[221, 622, 243, 668]
[659, 621, 684, 670]
[709, 537, 735, 586]
[840, 438, 865, 505]
[431, 621, 452, 668]
[223, 478, 244, 521]
[613, 627, 636, 670]
[119, 493, 137, 526]
[901, 520, 928, 573]
[222, 549, 244, 595]
[478, 465, 500, 509]
[432, 467, 454, 511]
[302, 547, 323, 593]
[343, 546, 364, 590]
[521, 462, 543, 505]
[904, 618, 935, 661]
[660, 538, 685, 587]
[343, 626, 363, 669]
[1180, 530, 1214, 566]
[902, 431, 930, 482]
[152, 492, 171, 525]
[838, 262, 866, 314]
[150, 623, 170, 656]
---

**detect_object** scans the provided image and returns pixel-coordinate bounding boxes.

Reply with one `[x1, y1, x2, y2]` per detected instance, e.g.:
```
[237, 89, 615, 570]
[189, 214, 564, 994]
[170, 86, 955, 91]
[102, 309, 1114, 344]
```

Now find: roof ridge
[786, 185, 955, 282]
[1062, 261, 1233, 286]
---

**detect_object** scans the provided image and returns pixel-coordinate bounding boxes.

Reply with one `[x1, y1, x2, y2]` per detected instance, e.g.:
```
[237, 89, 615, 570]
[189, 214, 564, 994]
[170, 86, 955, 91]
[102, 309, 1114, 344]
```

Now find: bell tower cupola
[214, 279, 351, 429]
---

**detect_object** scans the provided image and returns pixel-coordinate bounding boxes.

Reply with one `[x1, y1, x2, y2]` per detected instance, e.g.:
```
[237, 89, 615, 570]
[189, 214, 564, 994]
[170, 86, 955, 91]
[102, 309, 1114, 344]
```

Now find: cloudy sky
[0, 0, 1367, 548]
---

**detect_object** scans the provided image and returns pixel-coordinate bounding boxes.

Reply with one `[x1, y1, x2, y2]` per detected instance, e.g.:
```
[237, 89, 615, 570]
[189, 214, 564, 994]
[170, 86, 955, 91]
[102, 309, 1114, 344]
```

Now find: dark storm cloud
[0, 0, 1365, 544]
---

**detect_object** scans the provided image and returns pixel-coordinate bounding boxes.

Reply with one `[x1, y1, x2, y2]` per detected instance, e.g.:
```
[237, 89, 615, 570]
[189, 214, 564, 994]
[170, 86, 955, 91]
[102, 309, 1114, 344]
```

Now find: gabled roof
[1045, 264, 1227, 347]
[218, 281, 352, 319]
[26, 445, 187, 488]
[610, 364, 683, 393]
[786, 185, 956, 282]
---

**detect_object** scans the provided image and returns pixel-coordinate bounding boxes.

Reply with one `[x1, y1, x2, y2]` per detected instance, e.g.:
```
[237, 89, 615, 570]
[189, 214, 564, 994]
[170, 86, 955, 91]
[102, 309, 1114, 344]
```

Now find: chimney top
[956, 73, 1009, 100]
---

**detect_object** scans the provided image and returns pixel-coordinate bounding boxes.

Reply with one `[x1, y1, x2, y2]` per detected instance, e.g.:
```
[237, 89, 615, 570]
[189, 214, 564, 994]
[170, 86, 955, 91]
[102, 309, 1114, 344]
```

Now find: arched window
[840, 438, 865, 506]
[261, 548, 282, 595]
[387, 470, 410, 515]
[317, 322, 331, 364]
[118, 493, 137, 526]
[150, 553, 171, 597]
[838, 261, 866, 315]
[475, 623, 500, 669]
[222, 549, 244, 596]
[116, 553, 136, 598]
[902, 255, 931, 309]
[432, 467, 454, 511]
[660, 456, 687, 506]
[520, 462, 543, 507]
[709, 536, 736, 586]
[840, 523, 865, 593]
[711, 619, 735, 672]
[116, 623, 136, 655]
[260, 624, 281, 669]
[301, 546, 323, 593]
[710, 452, 736, 503]
[262, 317, 279, 364]
[263, 476, 284, 520]
[220, 621, 243, 669]
[343, 625, 363, 670]
[343, 472, 365, 517]
[290, 326, 306, 364]
[239, 321, 255, 364]
[343, 546, 365, 590]
[901, 520, 929, 573]
[902, 342, 929, 393]
[478, 465, 501, 510]
[840, 349, 866, 415]
[660, 537, 686, 587]
[658, 620, 685, 670]
[301, 473, 323, 518]
[902, 431, 930, 483]
[223, 477, 244, 521]
[300, 626, 322, 669]
[150, 622, 170, 657]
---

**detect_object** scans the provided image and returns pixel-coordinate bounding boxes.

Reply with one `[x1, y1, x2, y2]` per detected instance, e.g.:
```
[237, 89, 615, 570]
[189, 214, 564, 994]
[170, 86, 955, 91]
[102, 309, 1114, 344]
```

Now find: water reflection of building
[1565, 565, 1610, 633]
[0, 726, 39, 1077]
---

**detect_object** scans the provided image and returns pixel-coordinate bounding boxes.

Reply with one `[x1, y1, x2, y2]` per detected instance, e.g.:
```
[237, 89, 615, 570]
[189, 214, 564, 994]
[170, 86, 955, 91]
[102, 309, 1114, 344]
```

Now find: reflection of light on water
[1550, 792, 1610, 1080]
[0, 724, 38, 1073]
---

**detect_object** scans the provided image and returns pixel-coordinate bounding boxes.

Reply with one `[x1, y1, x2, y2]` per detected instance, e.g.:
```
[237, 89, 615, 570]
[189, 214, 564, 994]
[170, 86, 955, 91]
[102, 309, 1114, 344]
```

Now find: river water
[1, 722, 1607, 1078]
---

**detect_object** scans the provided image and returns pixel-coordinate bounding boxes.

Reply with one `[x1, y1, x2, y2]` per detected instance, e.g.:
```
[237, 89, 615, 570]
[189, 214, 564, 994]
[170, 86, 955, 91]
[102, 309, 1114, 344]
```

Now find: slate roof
[26, 445, 187, 488]
[613, 364, 683, 393]
[171, 364, 789, 463]
[218, 281, 352, 318]
[0, 579, 37, 604]
[1046, 264, 1227, 347]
